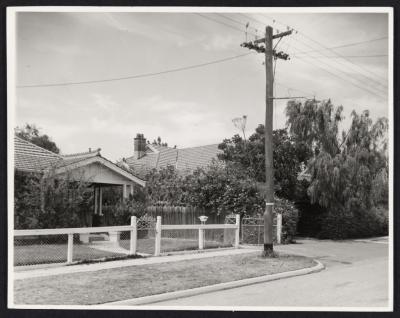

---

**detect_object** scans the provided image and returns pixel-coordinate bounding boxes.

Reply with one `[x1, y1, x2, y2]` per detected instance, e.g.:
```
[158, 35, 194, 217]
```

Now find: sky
[12, 9, 390, 161]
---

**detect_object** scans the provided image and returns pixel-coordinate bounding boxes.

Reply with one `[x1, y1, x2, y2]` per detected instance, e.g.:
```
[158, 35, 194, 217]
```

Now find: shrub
[111, 199, 147, 225]
[318, 206, 388, 239]
[274, 197, 299, 243]
[14, 169, 93, 229]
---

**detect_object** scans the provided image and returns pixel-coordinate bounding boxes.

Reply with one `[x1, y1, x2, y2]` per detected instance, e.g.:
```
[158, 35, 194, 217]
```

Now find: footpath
[14, 247, 259, 280]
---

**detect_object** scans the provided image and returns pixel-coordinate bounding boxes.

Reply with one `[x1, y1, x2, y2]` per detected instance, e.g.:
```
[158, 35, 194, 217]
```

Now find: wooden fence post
[235, 214, 240, 248]
[277, 213, 282, 244]
[130, 216, 137, 255]
[198, 226, 204, 250]
[154, 216, 161, 256]
[67, 233, 73, 264]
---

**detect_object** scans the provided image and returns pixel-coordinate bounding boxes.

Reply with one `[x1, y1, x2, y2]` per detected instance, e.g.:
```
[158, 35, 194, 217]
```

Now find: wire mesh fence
[134, 214, 156, 255]
[14, 232, 130, 267]
[14, 234, 68, 266]
[241, 216, 279, 245]
[13, 214, 242, 267]
[203, 228, 235, 249]
[160, 229, 199, 253]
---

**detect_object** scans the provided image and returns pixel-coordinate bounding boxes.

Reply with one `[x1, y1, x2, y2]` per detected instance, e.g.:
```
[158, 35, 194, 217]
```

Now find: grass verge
[14, 252, 315, 305]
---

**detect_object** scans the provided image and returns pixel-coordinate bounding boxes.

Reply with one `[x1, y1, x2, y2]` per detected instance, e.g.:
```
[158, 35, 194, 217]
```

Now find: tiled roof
[14, 137, 145, 185]
[58, 148, 102, 167]
[125, 152, 158, 179]
[125, 143, 222, 179]
[14, 136, 62, 172]
[14, 136, 104, 172]
[177, 144, 221, 172]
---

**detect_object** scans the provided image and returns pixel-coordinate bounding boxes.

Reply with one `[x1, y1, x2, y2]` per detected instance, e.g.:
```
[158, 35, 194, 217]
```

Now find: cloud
[201, 34, 238, 52]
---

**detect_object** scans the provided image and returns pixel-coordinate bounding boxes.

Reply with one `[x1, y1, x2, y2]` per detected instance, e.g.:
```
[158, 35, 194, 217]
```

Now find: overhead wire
[293, 54, 388, 58]
[194, 13, 257, 37]
[292, 36, 388, 55]
[240, 12, 388, 92]
[257, 13, 388, 91]
[17, 52, 255, 88]
[239, 13, 388, 98]
[259, 13, 388, 82]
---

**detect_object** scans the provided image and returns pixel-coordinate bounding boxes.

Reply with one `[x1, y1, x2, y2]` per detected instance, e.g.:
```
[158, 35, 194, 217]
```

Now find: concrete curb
[104, 260, 325, 306]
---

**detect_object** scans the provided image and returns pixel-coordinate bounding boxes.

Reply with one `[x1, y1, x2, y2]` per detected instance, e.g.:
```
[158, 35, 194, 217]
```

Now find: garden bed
[14, 252, 316, 305]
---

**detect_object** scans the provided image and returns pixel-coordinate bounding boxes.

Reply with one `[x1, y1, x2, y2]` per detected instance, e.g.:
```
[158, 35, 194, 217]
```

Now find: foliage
[145, 165, 187, 206]
[318, 206, 388, 239]
[16, 123, 60, 154]
[14, 169, 93, 229]
[145, 163, 265, 217]
[151, 136, 168, 147]
[185, 162, 265, 216]
[286, 99, 389, 238]
[217, 127, 310, 200]
[111, 198, 147, 226]
[274, 197, 299, 243]
[14, 170, 42, 229]
[105, 185, 147, 225]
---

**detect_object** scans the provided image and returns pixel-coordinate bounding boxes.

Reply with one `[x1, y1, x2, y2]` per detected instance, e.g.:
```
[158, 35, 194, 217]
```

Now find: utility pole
[241, 25, 292, 257]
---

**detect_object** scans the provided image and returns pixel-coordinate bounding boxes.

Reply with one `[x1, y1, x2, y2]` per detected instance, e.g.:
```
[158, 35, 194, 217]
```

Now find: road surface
[149, 239, 390, 309]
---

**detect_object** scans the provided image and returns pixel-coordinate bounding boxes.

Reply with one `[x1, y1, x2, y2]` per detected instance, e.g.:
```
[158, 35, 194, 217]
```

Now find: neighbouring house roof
[14, 136, 145, 186]
[14, 136, 62, 172]
[125, 143, 223, 179]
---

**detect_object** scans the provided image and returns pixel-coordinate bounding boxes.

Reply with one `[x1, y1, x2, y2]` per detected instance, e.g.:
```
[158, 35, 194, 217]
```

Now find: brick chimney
[134, 133, 146, 159]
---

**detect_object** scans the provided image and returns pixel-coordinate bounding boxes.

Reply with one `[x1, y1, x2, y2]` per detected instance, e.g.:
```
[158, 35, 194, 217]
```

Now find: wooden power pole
[241, 25, 292, 257]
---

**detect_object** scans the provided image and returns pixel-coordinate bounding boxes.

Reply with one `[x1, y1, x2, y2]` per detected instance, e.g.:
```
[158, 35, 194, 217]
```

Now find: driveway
[148, 238, 390, 309]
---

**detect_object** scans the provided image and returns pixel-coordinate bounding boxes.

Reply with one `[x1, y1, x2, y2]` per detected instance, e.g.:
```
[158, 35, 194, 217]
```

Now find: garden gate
[241, 214, 282, 245]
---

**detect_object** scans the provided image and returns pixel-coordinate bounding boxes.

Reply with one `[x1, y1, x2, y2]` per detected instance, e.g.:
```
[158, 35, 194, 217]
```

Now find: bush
[14, 169, 94, 229]
[318, 206, 388, 239]
[274, 197, 299, 243]
[111, 199, 147, 225]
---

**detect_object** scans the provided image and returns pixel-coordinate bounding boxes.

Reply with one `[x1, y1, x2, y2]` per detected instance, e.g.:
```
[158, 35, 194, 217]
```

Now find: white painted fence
[13, 214, 242, 266]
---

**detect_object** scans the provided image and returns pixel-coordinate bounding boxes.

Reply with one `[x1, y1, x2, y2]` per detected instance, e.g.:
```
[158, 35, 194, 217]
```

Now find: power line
[240, 13, 388, 97]
[291, 36, 388, 55]
[194, 13, 251, 35]
[17, 52, 255, 88]
[215, 13, 258, 33]
[258, 13, 388, 82]
[290, 35, 388, 92]
[293, 54, 388, 58]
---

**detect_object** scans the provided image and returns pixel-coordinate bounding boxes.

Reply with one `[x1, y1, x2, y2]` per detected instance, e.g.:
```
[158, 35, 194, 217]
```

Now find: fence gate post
[130, 216, 137, 255]
[277, 213, 282, 244]
[67, 233, 73, 264]
[154, 216, 162, 256]
[198, 226, 204, 250]
[235, 214, 240, 248]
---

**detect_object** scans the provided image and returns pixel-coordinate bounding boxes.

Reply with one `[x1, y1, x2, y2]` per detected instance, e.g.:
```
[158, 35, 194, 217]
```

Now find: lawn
[14, 238, 233, 267]
[14, 252, 316, 305]
[14, 244, 126, 266]
[120, 238, 232, 255]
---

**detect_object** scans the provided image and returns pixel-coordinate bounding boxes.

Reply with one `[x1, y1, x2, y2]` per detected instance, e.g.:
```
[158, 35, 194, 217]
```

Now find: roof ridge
[62, 148, 101, 158]
[179, 143, 221, 151]
[146, 144, 160, 153]
[14, 135, 62, 158]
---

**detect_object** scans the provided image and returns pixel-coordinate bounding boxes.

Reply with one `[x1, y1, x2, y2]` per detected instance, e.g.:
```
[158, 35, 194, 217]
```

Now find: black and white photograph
[6, 6, 393, 311]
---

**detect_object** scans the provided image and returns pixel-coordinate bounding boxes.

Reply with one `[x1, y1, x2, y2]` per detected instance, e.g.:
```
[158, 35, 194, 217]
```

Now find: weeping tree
[286, 99, 388, 238]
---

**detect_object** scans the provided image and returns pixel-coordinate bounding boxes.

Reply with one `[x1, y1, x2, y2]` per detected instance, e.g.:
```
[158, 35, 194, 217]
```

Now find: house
[124, 133, 223, 179]
[14, 136, 145, 227]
